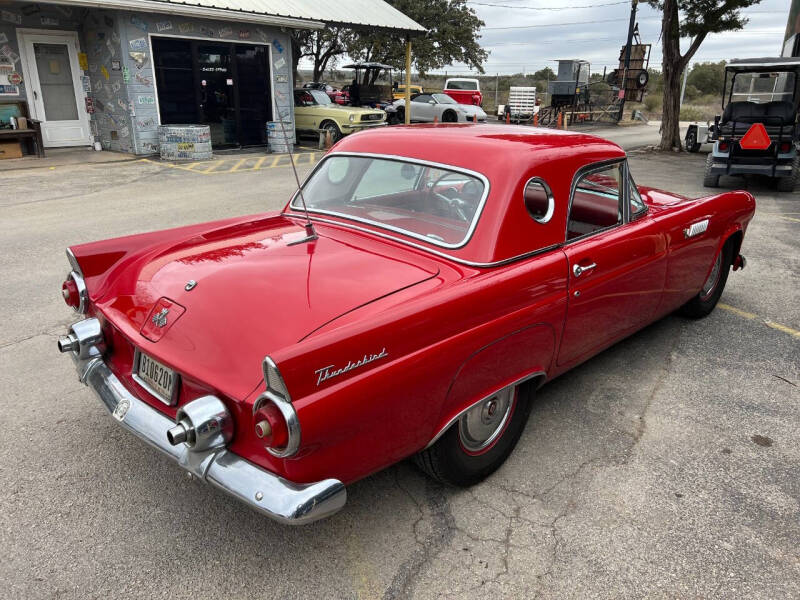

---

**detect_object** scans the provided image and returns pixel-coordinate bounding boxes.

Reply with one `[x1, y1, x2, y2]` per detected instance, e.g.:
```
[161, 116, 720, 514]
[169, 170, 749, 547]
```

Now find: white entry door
[18, 30, 91, 147]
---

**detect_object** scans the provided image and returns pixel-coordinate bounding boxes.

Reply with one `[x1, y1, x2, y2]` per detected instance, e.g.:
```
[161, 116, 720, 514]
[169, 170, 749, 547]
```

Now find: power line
[468, 1, 628, 10]
[484, 16, 660, 30]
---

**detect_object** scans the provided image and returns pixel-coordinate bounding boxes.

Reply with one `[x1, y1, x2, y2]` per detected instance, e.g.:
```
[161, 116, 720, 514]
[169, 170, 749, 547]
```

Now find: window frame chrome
[564, 157, 626, 244]
[522, 176, 555, 224]
[287, 151, 491, 250]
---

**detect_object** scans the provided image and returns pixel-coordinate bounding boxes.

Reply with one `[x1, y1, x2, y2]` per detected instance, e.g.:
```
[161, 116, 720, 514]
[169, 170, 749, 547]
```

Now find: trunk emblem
[152, 308, 169, 328]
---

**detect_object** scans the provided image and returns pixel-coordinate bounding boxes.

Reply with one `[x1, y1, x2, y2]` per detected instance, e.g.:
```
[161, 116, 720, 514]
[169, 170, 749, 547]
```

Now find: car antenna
[277, 110, 317, 246]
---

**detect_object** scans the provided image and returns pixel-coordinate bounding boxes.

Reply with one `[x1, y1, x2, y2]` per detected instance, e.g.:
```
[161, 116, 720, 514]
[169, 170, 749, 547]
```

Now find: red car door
[557, 163, 667, 367]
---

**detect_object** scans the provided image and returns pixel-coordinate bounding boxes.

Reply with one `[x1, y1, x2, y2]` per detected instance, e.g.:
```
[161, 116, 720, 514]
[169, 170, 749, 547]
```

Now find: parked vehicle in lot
[58, 125, 754, 524]
[293, 89, 386, 142]
[443, 78, 483, 106]
[392, 83, 423, 99]
[497, 86, 539, 122]
[697, 57, 800, 191]
[386, 93, 487, 124]
[301, 81, 347, 104]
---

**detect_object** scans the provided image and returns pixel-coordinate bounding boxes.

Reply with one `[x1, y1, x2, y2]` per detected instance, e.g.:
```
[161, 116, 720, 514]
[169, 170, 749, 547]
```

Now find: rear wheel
[678, 242, 733, 319]
[442, 110, 458, 123]
[703, 153, 720, 188]
[414, 381, 533, 486]
[685, 128, 701, 152]
[776, 156, 799, 192]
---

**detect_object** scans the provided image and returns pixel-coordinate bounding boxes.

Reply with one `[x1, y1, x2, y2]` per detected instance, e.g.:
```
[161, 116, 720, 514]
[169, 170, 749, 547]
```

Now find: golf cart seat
[720, 101, 796, 136]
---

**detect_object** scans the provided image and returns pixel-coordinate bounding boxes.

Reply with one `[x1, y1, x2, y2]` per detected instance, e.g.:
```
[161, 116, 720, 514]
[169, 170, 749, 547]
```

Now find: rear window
[290, 155, 488, 248]
[447, 80, 478, 91]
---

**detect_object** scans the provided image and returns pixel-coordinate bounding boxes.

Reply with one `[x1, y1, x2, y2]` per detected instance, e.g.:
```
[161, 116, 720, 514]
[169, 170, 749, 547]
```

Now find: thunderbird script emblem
[315, 348, 389, 386]
[152, 308, 169, 328]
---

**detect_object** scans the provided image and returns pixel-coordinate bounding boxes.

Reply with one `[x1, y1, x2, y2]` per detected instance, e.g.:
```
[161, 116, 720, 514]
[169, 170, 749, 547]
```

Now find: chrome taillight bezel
[65, 248, 89, 314]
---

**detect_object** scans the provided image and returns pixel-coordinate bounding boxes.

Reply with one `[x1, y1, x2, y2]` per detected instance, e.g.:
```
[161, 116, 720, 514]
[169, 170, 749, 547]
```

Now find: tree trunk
[658, 0, 683, 150]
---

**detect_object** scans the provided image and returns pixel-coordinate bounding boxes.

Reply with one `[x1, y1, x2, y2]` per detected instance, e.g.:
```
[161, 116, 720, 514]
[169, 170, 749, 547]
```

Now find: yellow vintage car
[294, 89, 386, 143]
[392, 84, 424, 100]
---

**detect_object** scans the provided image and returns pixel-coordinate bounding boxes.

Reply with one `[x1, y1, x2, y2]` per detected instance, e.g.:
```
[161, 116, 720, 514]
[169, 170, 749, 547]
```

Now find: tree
[687, 61, 726, 96]
[646, 0, 761, 150]
[346, 0, 487, 78]
[290, 28, 352, 83]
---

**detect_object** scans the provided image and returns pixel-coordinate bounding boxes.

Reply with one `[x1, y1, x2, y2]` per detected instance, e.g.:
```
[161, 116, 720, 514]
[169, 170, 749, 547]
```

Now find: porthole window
[523, 178, 554, 224]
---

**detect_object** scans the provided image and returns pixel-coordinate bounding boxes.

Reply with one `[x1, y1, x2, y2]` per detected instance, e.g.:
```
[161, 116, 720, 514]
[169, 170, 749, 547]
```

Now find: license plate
[135, 350, 177, 405]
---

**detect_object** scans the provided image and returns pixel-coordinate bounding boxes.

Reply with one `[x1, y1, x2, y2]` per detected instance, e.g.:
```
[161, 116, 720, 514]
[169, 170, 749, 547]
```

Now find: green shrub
[644, 94, 662, 112]
[679, 106, 705, 121]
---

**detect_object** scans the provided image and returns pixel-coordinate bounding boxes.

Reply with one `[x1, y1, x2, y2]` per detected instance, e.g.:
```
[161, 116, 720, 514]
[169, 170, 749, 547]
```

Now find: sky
[440, 0, 791, 75]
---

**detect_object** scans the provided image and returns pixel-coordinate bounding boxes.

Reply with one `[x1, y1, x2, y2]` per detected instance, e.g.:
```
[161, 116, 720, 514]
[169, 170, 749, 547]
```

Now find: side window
[628, 173, 646, 216]
[523, 178, 554, 224]
[413, 94, 433, 103]
[567, 163, 623, 240]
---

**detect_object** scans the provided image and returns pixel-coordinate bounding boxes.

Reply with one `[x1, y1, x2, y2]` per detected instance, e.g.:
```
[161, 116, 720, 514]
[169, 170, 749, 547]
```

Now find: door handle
[573, 262, 597, 277]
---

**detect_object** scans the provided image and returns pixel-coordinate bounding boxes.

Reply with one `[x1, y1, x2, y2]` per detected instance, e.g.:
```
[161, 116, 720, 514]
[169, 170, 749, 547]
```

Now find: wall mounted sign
[81, 75, 91, 92]
[85, 97, 95, 114]
[129, 38, 147, 52]
[179, 23, 194, 34]
[78, 52, 88, 71]
[137, 95, 155, 105]
[40, 16, 59, 26]
[111, 60, 121, 71]
[131, 15, 148, 32]
[122, 66, 130, 82]
[1, 11, 22, 25]
[129, 52, 147, 68]
[0, 85, 19, 95]
[8, 71, 22, 85]
[156, 21, 173, 32]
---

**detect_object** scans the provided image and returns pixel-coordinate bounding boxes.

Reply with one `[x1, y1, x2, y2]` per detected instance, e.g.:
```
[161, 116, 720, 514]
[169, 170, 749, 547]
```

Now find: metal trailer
[696, 57, 800, 192]
[496, 87, 538, 122]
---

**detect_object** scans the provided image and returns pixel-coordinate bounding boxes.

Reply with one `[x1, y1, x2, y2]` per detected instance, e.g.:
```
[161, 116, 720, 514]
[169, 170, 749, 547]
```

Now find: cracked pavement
[0, 146, 798, 599]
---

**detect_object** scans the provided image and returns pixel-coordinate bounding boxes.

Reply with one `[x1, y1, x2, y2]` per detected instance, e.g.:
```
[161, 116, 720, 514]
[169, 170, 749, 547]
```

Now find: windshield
[447, 80, 478, 91]
[433, 94, 457, 104]
[309, 89, 332, 105]
[728, 71, 796, 104]
[290, 155, 488, 248]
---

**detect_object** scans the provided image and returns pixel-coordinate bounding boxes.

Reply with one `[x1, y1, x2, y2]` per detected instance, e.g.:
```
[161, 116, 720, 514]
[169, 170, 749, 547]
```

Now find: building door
[18, 30, 91, 147]
[153, 37, 272, 148]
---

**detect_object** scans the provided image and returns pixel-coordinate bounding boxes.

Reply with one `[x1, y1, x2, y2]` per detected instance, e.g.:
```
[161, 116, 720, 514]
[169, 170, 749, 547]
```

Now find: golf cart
[689, 57, 800, 191]
[342, 62, 395, 109]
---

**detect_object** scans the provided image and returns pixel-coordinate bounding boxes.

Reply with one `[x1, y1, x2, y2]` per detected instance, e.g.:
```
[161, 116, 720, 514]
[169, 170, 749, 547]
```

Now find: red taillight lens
[254, 402, 289, 450]
[718, 141, 729, 152]
[780, 142, 792, 153]
[62, 277, 79, 309]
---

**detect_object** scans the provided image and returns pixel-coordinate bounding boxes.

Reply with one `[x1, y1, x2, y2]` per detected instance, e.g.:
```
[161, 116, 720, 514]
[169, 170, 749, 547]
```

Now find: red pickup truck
[443, 78, 483, 106]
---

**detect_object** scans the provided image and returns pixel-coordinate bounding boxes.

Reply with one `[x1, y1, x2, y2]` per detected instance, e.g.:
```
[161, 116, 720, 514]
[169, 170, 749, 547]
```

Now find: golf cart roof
[727, 57, 800, 72]
[342, 62, 394, 70]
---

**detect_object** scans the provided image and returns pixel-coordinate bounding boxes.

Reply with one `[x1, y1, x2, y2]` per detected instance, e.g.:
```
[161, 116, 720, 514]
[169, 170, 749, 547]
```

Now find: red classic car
[58, 125, 755, 524]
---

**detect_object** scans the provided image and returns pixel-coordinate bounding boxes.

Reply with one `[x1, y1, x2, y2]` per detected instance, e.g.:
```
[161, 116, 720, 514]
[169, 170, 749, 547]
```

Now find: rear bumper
[64, 322, 346, 525]
[709, 161, 794, 176]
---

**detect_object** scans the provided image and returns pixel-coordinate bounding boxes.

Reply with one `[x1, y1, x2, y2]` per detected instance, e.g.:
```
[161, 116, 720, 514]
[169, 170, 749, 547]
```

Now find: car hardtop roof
[727, 57, 800, 71]
[332, 123, 625, 178]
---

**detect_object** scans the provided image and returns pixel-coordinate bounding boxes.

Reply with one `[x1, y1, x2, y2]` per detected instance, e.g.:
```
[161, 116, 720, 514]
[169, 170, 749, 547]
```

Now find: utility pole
[679, 64, 689, 107]
[617, 0, 638, 122]
[495, 72, 499, 108]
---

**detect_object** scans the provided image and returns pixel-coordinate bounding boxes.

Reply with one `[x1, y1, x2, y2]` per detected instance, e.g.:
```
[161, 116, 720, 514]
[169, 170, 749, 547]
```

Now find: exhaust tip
[57, 334, 78, 353]
[167, 423, 188, 446]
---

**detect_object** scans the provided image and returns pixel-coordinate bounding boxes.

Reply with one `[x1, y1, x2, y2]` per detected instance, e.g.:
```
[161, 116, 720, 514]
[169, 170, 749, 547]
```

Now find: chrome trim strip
[424, 370, 546, 449]
[684, 219, 710, 239]
[67, 344, 345, 524]
[287, 151, 491, 250]
[283, 212, 562, 268]
[132, 348, 181, 406]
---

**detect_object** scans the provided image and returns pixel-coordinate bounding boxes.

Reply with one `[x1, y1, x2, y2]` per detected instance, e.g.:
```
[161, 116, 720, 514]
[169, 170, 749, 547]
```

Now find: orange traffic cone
[473, 113, 477, 123]
[533, 113, 539, 127]
[433, 115, 439, 124]
[325, 129, 332, 149]
[505, 111, 510, 124]
[556, 111, 563, 129]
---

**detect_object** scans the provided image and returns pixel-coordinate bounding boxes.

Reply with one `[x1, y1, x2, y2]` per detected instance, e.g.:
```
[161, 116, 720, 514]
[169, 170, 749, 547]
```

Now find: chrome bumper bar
[65, 326, 345, 524]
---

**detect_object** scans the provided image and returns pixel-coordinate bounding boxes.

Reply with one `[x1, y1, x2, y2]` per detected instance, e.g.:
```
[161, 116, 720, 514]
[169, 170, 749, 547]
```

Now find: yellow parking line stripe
[200, 160, 225, 174]
[779, 216, 800, 224]
[253, 156, 267, 170]
[270, 155, 282, 168]
[718, 303, 800, 339]
[230, 158, 247, 172]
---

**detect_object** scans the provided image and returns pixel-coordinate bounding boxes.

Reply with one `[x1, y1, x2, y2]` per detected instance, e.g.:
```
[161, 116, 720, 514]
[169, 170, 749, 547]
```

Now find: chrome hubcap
[458, 386, 514, 453]
[701, 252, 722, 299]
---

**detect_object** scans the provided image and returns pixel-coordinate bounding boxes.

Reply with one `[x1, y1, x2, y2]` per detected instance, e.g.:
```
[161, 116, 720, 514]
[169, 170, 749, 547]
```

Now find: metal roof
[728, 57, 800, 70]
[44, 0, 426, 32]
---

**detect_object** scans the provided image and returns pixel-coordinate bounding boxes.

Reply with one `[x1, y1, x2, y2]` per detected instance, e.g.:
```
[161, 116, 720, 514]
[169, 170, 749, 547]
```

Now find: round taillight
[780, 142, 792, 153]
[254, 402, 289, 450]
[718, 141, 729, 152]
[62, 277, 79, 309]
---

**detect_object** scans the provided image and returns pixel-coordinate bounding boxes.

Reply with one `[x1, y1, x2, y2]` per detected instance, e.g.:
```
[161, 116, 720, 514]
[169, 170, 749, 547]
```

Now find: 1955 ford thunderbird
[58, 125, 755, 524]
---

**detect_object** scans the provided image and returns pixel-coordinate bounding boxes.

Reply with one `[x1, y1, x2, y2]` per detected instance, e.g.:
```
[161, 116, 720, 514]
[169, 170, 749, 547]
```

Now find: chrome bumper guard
[62, 319, 346, 525]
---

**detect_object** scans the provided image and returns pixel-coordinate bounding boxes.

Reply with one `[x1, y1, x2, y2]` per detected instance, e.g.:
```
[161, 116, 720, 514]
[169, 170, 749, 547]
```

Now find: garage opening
[152, 37, 273, 148]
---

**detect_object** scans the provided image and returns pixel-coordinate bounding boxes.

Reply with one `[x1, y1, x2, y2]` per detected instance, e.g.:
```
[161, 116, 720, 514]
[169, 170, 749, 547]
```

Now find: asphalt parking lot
[1, 138, 798, 599]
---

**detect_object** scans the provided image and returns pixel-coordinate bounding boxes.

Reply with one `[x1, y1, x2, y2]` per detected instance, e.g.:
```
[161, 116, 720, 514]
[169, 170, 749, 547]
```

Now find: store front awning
[40, 0, 426, 33]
